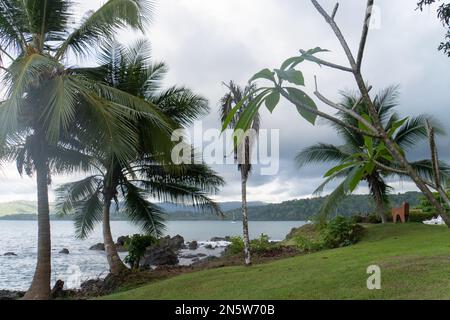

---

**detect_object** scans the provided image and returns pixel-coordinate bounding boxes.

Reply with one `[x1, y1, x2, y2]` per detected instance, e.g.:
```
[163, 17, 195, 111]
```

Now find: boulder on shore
[3, 252, 17, 256]
[158, 234, 185, 251]
[188, 240, 198, 250]
[140, 235, 185, 268]
[51, 280, 65, 298]
[59, 248, 69, 254]
[0, 290, 24, 300]
[141, 247, 179, 267]
[89, 243, 105, 251]
[116, 236, 130, 246]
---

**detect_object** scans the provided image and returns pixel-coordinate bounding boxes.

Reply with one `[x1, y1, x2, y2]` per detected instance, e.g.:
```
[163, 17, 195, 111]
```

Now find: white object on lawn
[423, 216, 445, 225]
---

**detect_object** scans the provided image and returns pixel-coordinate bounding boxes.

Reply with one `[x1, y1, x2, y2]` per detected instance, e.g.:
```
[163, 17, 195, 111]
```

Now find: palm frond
[122, 179, 166, 237]
[56, 0, 154, 59]
[296, 143, 350, 168]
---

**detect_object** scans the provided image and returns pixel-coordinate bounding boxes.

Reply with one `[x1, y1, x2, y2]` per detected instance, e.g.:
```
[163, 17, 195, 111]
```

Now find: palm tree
[0, 0, 166, 299]
[220, 81, 260, 265]
[297, 86, 449, 222]
[55, 40, 224, 274]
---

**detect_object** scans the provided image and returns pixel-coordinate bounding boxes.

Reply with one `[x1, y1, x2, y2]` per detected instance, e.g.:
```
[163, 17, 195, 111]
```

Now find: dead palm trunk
[368, 177, 387, 224]
[103, 196, 128, 275]
[24, 155, 51, 300]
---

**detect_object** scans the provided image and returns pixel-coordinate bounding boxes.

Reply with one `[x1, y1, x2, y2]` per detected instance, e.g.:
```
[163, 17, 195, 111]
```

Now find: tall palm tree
[220, 81, 260, 265]
[297, 86, 449, 222]
[0, 0, 166, 299]
[55, 40, 224, 274]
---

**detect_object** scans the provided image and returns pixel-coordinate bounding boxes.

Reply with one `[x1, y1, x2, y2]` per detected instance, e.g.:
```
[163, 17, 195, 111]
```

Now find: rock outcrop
[89, 243, 105, 251]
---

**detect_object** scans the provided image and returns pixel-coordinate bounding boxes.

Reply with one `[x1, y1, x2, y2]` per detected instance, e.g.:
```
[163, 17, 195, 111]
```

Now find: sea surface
[0, 220, 304, 291]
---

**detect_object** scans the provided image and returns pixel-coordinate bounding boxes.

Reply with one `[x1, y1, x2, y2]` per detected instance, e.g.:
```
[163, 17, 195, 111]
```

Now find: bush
[226, 234, 274, 255]
[295, 236, 323, 252]
[124, 234, 157, 270]
[251, 234, 272, 254]
[320, 216, 366, 249]
[408, 210, 438, 222]
[227, 236, 245, 255]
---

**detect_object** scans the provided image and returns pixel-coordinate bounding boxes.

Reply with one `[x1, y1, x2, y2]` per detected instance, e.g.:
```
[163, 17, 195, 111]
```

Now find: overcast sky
[0, 0, 449, 203]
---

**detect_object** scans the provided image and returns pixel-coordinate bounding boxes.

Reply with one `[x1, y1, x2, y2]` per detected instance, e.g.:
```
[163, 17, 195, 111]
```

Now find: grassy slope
[102, 224, 450, 300]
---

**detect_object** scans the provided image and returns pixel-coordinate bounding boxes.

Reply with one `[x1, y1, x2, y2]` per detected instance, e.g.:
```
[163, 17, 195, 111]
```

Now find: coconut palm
[55, 40, 224, 274]
[0, 0, 167, 299]
[297, 86, 449, 222]
[220, 81, 260, 265]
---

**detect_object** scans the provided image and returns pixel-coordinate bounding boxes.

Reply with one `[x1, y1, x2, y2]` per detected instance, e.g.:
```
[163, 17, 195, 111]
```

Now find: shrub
[251, 234, 272, 253]
[320, 216, 366, 249]
[295, 236, 323, 252]
[226, 234, 274, 255]
[124, 234, 157, 270]
[226, 236, 245, 255]
[408, 210, 438, 222]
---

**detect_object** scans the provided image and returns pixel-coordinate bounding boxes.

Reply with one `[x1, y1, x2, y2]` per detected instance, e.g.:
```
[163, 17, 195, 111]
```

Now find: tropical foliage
[0, 0, 162, 299]
[220, 81, 260, 265]
[296, 87, 450, 222]
[55, 40, 224, 274]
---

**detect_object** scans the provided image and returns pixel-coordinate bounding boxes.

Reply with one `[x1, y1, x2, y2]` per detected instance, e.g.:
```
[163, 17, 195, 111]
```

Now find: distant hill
[224, 192, 423, 221]
[0, 192, 423, 221]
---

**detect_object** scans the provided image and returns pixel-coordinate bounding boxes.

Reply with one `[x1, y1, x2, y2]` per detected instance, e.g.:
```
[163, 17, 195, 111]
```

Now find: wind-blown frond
[296, 143, 350, 168]
[55, 176, 103, 239]
[56, 0, 154, 59]
[122, 179, 166, 237]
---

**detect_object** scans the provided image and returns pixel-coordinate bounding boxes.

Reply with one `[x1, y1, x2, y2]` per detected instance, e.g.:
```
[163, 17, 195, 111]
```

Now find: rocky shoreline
[0, 234, 232, 300]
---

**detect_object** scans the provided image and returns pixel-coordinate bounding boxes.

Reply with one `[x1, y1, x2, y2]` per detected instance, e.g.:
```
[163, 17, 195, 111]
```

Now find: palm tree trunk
[24, 158, 51, 300]
[369, 178, 387, 224]
[103, 197, 128, 275]
[241, 170, 251, 266]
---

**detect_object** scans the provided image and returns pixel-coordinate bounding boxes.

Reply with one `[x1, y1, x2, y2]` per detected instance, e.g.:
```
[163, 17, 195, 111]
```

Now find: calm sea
[0, 220, 304, 291]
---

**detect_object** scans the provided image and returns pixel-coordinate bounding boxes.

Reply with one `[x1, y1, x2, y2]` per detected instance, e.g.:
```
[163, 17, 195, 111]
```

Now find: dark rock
[3, 252, 17, 256]
[116, 236, 130, 246]
[197, 253, 207, 257]
[59, 248, 69, 254]
[142, 247, 179, 267]
[159, 234, 185, 251]
[0, 290, 25, 300]
[89, 243, 105, 251]
[204, 244, 214, 250]
[180, 253, 198, 259]
[51, 280, 65, 298]
[210, 237, 227, 242]
[188, 240, 198, 250]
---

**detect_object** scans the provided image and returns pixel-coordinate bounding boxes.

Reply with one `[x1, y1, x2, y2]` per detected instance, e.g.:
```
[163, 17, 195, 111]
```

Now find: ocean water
[0, 220, 304, 291]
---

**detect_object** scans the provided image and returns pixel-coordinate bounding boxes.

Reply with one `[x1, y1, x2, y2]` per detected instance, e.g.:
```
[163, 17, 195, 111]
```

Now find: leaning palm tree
[297, 86, 449, 222]
[55, 40, 224, 274]
[220, 81, 260, 265]
[0, 0, 166, 299]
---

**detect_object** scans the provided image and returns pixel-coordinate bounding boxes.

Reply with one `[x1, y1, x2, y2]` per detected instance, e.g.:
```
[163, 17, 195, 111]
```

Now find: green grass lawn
[102, 223, 450, 300]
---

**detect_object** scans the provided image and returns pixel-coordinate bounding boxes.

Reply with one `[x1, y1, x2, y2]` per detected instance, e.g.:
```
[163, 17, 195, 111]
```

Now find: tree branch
[357, 0, 374, 72]
[300, 50, 352, 72]
[278, 86, 382, 138]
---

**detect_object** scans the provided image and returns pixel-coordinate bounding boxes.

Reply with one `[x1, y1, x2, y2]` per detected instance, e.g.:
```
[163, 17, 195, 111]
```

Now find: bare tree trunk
[24, 157, 51, 300]
[368, 177, 387, 224]
[103, 197, 128, 275]
[241, 170, 251, 266]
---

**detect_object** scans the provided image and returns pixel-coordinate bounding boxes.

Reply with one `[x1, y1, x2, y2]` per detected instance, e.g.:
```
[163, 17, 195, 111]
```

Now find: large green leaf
[265, 90, 280, 113]
[280, 56, 305, 70]
[249, 68, 275, 83]
[285, 87, 318, 125]
[275, 69, 305, 86]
